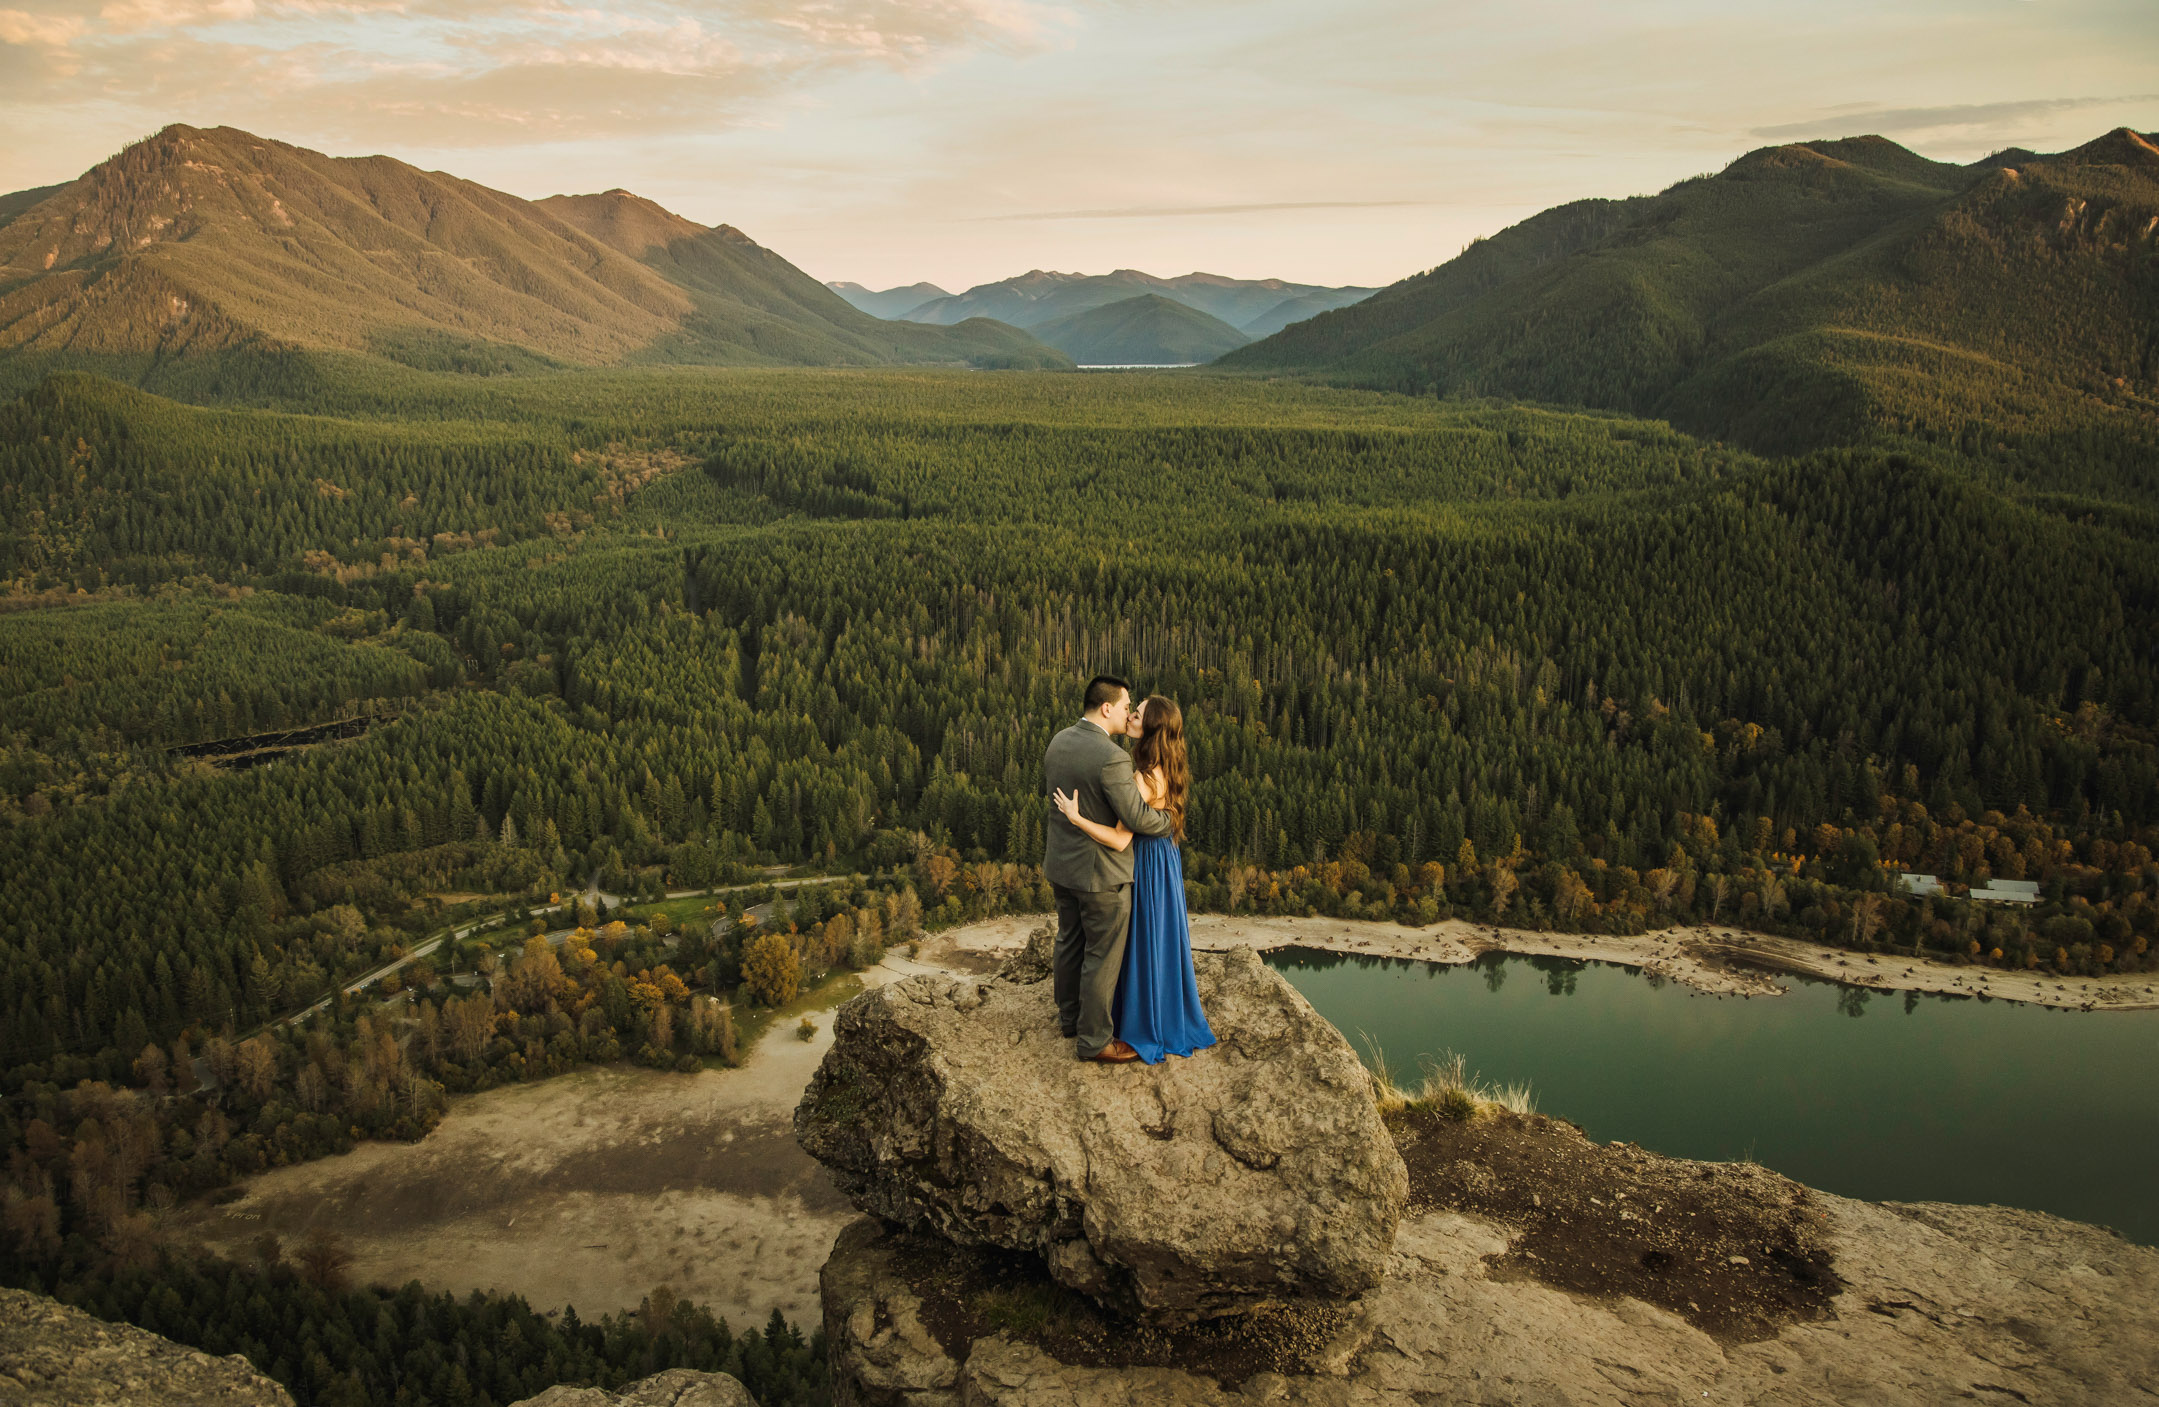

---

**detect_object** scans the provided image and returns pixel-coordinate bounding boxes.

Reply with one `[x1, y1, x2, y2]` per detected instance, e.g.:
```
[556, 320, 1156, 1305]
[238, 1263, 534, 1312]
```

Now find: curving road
[279, 872, 822, 1026]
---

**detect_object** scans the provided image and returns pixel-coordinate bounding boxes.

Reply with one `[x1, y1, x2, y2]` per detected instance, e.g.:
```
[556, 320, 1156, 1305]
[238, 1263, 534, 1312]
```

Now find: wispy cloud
[974, 199, 1427, 221]
[0, 0, 1070, 144]
[0, 7, 85, 42]
[1752, 94, 2157, 140]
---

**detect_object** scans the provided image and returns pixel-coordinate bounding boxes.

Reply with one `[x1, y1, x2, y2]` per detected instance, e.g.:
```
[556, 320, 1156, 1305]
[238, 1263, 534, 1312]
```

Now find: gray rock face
[796, 946, 1407, 1324]
[820, 1219, 963, 1407]
[820, 1185, 2159, 1406]
[509, 1369, 755, 1406]
[0, 1287, 294, 1406]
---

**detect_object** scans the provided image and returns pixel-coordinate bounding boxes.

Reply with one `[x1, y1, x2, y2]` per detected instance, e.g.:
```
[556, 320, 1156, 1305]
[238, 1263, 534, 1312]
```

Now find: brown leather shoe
[1087, 1040, 1140, 1063]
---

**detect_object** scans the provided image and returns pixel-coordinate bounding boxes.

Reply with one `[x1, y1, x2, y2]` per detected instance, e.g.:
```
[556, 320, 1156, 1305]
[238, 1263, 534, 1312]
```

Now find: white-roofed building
[1969, 879, 2041, 905]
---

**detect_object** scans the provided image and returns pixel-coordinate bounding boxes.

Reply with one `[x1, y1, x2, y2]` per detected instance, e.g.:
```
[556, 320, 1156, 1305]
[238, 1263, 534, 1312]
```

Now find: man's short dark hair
[1084, 675, 1131, 713]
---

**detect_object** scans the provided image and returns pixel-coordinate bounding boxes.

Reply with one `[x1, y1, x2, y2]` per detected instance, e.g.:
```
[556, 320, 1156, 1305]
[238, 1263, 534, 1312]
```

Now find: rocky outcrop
[0, 1288, 294, 1406]
[803, 934, 2159, 1406]
[510, 1370, 755, 1406]
[795, 946, 1406, 1324]
[819, 1110, 2159, 1405]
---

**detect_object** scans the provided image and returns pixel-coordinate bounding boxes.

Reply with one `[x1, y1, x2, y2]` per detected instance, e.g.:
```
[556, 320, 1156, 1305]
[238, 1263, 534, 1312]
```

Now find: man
[1042, 674, 1177, 1063]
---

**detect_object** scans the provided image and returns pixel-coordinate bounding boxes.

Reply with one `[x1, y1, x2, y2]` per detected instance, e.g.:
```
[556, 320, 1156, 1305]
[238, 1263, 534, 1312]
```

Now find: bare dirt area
[172, 974, 893, 1331]
[934, 912, 2159, 1011]
[1388, 1105, 1840, 1343]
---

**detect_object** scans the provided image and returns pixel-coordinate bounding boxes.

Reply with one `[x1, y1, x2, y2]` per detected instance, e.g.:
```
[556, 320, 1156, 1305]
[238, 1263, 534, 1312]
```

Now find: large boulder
[794, 946, 1407, 1324]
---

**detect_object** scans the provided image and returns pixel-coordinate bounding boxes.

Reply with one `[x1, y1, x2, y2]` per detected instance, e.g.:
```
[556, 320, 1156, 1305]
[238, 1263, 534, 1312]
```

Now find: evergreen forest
[2, 354, 2156, 1404]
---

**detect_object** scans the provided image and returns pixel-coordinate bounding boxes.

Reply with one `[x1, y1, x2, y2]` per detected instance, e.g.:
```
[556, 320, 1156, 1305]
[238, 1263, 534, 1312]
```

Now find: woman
[1052, 695, 1215, 1064]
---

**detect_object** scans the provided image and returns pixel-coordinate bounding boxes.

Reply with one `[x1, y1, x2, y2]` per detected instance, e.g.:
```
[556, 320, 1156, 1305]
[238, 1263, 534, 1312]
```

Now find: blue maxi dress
[1113, 833, 1217, 1063]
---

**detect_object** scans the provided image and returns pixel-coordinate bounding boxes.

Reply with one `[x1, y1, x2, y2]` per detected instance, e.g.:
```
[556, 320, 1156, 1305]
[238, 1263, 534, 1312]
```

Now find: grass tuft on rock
[1360, 1039, 1536, 1120]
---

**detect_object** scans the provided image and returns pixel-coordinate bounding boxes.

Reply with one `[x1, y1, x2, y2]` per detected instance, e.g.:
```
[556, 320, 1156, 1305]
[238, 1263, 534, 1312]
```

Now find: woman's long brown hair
[1133, 695, 1189, 842]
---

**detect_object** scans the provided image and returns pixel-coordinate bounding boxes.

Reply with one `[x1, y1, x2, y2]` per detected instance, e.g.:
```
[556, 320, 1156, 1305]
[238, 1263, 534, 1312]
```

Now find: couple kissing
[1042, 675, 1217, 1065]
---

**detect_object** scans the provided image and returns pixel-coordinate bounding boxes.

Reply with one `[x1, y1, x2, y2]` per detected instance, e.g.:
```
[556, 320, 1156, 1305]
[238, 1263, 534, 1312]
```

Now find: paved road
[280, 873, 822, 1025]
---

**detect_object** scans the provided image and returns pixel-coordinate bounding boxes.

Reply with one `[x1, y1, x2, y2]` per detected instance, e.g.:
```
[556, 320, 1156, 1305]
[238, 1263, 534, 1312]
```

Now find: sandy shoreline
[926, 913, 2159, 1013]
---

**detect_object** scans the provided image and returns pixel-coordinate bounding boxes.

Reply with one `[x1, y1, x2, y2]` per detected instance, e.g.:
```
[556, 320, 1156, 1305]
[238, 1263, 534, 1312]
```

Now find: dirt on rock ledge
[1388, 1105, 1841, 1342]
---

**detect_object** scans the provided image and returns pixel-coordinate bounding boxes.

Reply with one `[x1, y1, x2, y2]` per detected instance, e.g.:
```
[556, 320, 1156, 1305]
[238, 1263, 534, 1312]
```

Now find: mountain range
[1030, 293, 1253, 365]
[5, 122, 2150, 462]
[826, 281, 951, 320]
[0, 126, 1068, 392]
[1226, 128, 2159, 460]
[863, 269, 1376, 338]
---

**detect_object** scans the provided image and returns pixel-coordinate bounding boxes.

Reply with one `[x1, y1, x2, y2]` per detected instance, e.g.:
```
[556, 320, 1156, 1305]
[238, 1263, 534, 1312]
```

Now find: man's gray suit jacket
[1042, 718, 1175, 891]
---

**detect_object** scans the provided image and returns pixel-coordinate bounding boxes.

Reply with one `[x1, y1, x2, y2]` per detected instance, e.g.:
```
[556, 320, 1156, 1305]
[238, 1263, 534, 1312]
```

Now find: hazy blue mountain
[904, 269, 1376, 333]
[1029, 293, 1252, 364]
[827, 281, 952, 319]
[1238, 288, 1377, 339]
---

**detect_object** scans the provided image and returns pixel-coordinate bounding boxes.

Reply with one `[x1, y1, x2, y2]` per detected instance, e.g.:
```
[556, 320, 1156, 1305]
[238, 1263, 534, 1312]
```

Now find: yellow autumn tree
[741, 931, 800, 1007]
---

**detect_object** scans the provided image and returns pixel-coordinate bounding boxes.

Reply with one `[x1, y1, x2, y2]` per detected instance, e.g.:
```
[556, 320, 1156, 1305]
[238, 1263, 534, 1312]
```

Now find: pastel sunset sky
[1, 0, 2152, 291]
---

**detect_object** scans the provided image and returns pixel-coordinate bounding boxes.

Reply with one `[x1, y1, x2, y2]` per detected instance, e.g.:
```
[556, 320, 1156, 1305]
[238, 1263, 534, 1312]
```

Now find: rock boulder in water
[794, 945, 1407, 1324]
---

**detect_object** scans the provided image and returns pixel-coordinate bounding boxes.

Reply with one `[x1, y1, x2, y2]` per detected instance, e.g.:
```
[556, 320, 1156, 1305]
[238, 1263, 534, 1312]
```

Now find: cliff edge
[0, 1286, 294, 1406]
[797, 942, 2159, 1405]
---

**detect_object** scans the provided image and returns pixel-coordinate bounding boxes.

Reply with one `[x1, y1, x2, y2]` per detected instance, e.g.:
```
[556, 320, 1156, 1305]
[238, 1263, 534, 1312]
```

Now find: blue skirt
[1113, 835, 1217, 1064]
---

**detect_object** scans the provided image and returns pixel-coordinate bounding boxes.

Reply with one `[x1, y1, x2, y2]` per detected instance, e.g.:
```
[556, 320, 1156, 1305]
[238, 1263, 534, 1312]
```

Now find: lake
[1264, 947, 2159, 1247]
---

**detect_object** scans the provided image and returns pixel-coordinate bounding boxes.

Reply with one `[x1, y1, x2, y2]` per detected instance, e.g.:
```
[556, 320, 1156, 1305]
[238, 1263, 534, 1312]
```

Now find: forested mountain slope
[0, 182, 66, 226]
[0, 127, 1064, 391]
[1224, 130, 2159, 471]
[1030, 293, 1251, 363]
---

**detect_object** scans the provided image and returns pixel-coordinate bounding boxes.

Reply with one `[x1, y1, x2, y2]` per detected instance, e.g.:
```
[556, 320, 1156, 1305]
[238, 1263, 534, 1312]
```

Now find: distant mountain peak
[0, 124, 1069, 375]
[901, 267, 1375, 334]
[2060, 128, 2159, 168]
[825, 280, 954, 319]
[1031, 292, 1250, 365]
[537, 190, 708, 257]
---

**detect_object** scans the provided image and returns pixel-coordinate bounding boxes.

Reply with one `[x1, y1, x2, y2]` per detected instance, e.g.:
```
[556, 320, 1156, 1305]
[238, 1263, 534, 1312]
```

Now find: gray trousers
[1051, 882, 1130, 1058]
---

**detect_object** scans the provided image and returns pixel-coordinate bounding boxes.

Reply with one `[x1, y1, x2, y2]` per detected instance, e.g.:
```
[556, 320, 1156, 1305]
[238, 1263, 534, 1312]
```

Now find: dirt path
[927, 913, 2159, 1012]
[175, 968, 907, 1330]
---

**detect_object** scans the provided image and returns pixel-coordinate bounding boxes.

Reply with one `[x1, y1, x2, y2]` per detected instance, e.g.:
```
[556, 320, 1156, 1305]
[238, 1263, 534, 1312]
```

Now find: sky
[1, 0, 2154, 292]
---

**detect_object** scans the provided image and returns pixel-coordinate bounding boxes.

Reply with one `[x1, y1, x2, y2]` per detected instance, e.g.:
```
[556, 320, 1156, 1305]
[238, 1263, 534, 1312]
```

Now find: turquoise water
[1263, 947, 2159, 1247]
